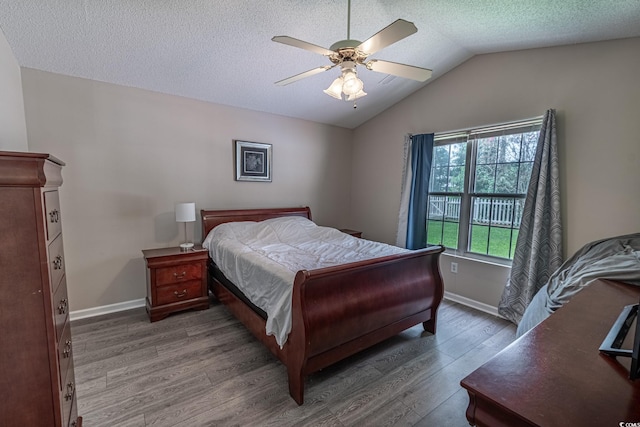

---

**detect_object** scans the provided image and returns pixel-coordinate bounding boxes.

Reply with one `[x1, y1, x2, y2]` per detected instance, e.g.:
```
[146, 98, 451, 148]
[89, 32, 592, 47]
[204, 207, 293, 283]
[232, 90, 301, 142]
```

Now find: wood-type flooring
[72, 298, 515, 426]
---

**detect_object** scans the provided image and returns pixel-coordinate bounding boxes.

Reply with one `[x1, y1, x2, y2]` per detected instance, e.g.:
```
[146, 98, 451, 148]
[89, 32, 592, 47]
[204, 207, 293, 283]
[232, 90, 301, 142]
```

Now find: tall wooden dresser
[0, 151, 82, 426]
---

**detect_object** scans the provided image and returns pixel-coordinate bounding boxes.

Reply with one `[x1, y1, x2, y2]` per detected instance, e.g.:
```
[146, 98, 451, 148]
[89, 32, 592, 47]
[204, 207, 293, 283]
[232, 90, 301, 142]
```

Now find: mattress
[202, 216, 409, 347]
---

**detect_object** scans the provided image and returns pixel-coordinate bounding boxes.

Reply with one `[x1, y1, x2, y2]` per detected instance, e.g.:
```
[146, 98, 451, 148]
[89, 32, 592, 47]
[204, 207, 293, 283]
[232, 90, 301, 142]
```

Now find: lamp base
[179, 242, 194, 251]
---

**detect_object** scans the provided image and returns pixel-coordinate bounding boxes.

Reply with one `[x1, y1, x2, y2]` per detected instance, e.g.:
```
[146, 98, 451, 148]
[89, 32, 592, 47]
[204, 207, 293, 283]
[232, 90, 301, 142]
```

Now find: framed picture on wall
[234, 140, 272, 182]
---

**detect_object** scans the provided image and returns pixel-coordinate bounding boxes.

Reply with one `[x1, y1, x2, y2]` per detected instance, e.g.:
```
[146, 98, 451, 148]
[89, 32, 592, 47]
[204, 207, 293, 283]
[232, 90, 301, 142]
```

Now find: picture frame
[234, 140, 272, 182]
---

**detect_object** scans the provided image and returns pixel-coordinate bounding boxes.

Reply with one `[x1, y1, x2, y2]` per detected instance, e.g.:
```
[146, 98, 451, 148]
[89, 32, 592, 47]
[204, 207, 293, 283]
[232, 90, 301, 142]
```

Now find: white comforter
[202, 216, 409, 347]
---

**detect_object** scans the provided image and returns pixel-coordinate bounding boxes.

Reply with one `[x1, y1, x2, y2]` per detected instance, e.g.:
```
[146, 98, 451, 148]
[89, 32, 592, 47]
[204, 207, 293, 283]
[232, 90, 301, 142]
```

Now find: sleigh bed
[201, 206, 444, 404]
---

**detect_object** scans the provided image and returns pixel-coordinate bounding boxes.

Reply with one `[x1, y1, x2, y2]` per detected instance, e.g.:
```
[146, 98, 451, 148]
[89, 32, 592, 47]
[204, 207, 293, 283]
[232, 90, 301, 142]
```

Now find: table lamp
[175, 202, 196, 250]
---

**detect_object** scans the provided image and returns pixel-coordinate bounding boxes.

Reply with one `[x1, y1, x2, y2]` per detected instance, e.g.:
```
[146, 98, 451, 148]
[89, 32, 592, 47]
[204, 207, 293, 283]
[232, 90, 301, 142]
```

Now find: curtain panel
[498, 109, 563, 324]
[396, 133, 434, 250]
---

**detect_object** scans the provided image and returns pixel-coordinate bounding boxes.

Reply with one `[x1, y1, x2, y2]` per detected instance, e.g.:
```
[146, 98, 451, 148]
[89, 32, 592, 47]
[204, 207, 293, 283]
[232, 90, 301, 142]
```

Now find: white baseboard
[72, 293, 499, 323]
[70, 298, 146, 321]
[444, 291, 504, 319]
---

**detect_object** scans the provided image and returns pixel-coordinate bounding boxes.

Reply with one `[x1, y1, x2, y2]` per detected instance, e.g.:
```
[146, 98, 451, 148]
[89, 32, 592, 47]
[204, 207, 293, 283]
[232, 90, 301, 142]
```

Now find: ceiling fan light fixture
[347, 89, 367, 101]
[323, 76, 344, 99]
[342, 75, 363, 96]
[340, 65, 363, 96]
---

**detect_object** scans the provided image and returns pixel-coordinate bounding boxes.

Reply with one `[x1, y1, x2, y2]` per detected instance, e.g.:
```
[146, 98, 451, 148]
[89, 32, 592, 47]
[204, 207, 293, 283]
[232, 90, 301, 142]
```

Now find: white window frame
[428, 117, 543, 264]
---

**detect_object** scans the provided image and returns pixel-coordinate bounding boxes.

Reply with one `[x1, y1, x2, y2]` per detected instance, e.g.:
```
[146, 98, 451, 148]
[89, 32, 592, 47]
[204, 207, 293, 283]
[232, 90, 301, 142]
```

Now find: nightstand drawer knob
[174, 289, 188, 298]
[174, 271, 186, 279]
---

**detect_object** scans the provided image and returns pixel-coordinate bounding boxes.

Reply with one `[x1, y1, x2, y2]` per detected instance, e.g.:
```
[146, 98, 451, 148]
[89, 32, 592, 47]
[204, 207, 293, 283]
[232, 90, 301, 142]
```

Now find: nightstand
[339, 228, 362, 238]
[142, 245, 209, 322]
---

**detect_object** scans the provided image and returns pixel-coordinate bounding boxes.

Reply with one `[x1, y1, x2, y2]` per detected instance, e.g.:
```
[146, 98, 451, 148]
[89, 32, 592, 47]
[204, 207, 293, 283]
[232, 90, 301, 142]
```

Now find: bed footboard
[287, 245, 444, 404]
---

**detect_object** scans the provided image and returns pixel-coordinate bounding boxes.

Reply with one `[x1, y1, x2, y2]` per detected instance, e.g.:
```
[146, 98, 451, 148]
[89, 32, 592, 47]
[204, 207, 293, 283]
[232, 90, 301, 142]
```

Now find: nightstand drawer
[156, 280, 202, 305]
[142, 246, 209, 322]
[155, 264, 202, 286]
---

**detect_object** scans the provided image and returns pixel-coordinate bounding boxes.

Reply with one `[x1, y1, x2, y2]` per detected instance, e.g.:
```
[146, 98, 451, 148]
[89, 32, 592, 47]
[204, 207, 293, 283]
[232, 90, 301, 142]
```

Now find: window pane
[495, 163, 519, 193]
[449, 143, 466, 166]
[432, 145, 450, 168]
[476, 138, 498, 165]
[513, 198, 525, 228]
[474, 164, 495, 193]
[520, 132, 538, 161]
[430, 166, 448, 192]
[427, 219, 444, 246]
[427, 195, 460, 249]
[430, 142, 467, 193]
[442, 220, 459, 248]
[428, 195, 446, 220]
[448, 165, 465, 192]
[469, 197, 520, 258]
[517, 162, 533, 193]
[488, 227, 514, 259]
[470, 224, 489, 254]
[510, 229, 519, 258]
[498, 135, 522, 163]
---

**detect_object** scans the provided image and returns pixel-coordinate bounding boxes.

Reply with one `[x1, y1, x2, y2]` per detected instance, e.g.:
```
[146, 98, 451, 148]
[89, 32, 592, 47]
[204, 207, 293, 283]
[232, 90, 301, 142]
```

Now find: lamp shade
[175, 202, 196, 222]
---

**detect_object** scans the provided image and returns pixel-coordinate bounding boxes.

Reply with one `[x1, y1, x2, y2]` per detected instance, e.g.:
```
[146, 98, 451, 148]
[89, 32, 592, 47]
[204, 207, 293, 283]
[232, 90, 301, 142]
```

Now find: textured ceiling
[1, 1, 640, 129]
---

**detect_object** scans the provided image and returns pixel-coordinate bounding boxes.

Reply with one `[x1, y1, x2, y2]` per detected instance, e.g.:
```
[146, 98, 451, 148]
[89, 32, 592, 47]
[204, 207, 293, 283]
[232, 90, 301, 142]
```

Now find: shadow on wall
[103, 257, 147, 305]
[154, 210, 203, 245]
[154, 211, 179, 244]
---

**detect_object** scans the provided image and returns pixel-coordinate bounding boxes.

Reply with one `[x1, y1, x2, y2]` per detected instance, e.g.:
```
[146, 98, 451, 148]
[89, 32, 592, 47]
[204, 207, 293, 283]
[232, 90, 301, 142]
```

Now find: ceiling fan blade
[366, 59, 432, 82]
[272, 36, 335, 56]
[357, 19, 418, 56]
[275, 66, 333, 86]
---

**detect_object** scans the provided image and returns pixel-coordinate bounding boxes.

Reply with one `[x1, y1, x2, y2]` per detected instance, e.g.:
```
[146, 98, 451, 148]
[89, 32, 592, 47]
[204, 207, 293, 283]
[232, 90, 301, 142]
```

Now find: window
[427, 119, 542, 261]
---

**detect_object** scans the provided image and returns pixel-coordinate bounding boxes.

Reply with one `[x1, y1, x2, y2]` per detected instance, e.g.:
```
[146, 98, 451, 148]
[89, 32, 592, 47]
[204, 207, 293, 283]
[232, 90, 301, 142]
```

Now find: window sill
[441, 250, 512, 269]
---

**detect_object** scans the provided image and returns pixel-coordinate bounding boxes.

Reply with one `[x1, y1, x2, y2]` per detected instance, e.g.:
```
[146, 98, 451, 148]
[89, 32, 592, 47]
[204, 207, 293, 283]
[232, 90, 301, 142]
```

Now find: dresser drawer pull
[173, 271, 186, 279]
[58, 298, 68, 314]
[65, 382, 75, 401]
[52, 255, 63, 270]
[49, 209, 60, 223]
[63, 340, 72, 358]
[174, 289, 188, 298]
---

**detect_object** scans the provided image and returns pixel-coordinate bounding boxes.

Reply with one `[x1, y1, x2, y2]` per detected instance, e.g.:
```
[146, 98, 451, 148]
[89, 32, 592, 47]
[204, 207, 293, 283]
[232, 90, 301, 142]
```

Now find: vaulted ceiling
[2, 1, 640, 129]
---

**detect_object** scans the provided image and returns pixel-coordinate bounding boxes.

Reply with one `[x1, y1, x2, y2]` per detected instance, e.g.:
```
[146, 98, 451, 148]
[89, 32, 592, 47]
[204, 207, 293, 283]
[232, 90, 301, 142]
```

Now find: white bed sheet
[202, 216, 409, 347]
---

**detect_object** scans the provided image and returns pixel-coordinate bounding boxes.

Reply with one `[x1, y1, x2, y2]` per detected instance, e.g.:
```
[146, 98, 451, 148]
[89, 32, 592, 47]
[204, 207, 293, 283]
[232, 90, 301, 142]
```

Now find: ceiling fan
[271, 0, 432, 104]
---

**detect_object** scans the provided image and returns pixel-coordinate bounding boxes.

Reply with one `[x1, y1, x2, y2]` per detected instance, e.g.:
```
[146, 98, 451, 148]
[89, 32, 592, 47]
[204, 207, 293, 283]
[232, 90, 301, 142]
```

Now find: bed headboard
[201, 206, 312, 238]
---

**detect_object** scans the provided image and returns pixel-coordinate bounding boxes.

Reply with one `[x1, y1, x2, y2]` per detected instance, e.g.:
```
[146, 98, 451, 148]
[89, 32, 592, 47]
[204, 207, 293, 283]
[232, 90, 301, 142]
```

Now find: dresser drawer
[58, 321, 74, 388]
[44, 190, 62, 241]
[53, 276, 69, 341]
[60, 358, 77, 427]
[155, 280, 202, 305]
[67, 396, 80, 427]
[155, 263, 202, 286]
[48, 234, 65, 290]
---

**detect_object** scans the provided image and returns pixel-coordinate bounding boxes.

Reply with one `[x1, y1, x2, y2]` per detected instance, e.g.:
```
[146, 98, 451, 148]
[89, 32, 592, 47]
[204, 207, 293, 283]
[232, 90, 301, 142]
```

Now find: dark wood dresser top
[461, 279, 640, 427]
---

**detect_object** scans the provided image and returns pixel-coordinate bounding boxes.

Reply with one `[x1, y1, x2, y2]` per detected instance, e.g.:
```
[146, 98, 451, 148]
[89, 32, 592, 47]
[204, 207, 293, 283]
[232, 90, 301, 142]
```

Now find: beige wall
[351, 37, 640, 308]
[22, 69, 353, 311]
[0, 29, 28, 151]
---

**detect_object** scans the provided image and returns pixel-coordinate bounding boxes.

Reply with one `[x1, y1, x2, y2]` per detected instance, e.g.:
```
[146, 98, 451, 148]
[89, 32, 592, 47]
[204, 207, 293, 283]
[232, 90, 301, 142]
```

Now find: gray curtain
[498, 109, 563, 324]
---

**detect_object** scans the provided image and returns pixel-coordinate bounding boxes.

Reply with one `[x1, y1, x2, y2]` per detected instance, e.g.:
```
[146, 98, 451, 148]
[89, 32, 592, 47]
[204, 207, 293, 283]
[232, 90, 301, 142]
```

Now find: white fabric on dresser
[202, 216, 409, 347]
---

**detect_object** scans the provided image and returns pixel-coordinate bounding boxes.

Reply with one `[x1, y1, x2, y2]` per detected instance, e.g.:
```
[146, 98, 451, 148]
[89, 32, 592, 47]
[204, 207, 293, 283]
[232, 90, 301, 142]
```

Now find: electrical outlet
[451, 262, 458, 274]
